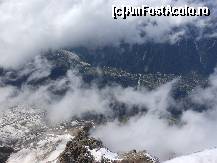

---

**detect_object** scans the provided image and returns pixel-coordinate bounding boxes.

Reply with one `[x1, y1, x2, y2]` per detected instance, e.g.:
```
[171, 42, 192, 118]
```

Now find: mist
[1, 55, 217, 161]
[0, 0, 216, 68]
[91, 69, 217, 160]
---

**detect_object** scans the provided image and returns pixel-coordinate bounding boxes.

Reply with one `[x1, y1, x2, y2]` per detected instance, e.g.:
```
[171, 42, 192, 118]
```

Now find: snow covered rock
[58, 123, 159, 163]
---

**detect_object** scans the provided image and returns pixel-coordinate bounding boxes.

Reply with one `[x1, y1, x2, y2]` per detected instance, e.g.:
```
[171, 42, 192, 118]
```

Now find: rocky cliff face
[58, 123, 159, 163]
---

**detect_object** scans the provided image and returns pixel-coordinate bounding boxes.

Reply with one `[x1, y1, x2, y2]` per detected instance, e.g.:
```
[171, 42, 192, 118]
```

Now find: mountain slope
[164, 148, 217, 163]
[73, 37, 217, 75]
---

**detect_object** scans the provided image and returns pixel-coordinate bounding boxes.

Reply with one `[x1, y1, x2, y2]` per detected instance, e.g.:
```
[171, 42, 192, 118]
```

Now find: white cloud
[0, 0, 215, 68]
[92, 108, 217, 161]
[91, 69, 217, 161]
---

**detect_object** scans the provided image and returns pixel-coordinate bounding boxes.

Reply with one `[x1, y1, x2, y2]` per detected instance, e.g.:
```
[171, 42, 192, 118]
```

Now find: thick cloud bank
[92, 70, 217, 160]
[0, 0, 216, 67]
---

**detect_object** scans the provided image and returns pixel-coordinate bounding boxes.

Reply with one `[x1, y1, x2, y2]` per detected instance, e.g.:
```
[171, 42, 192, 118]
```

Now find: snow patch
[164, 148, 217, 163]
[88, 147, 121, 162]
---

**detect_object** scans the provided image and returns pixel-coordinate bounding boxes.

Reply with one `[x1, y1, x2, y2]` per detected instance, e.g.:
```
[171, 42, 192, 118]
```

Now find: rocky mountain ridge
[0, 106, 160, 163]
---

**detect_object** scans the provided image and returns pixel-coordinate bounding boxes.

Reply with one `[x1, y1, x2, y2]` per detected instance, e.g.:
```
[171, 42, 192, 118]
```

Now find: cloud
[91, 69, 217, 161]
[0, 0, 216, 68]
[92, 109, 217, 161]
[190, 68, 217, 108]
[2, 54, 217, 161]
[0, 54, 176, 123]
[0, 55, 179, 160]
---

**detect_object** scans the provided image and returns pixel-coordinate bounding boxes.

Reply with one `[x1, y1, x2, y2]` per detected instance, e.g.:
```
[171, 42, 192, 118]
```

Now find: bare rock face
[58, 122, 103, 163]
[118, 150, 160, 163]
[0, 146, 14, 163]
[58, 123, 159, 163]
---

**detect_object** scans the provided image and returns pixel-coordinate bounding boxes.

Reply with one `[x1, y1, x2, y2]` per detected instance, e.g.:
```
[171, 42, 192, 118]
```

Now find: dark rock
[58, 122, 103, 163]
[58, 123, 159, 163]
[118, 150, 160, 163]
[0, 146, 14, 163]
